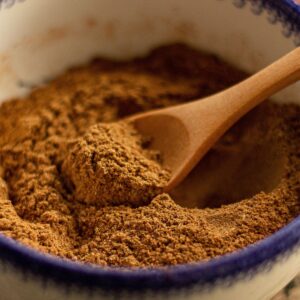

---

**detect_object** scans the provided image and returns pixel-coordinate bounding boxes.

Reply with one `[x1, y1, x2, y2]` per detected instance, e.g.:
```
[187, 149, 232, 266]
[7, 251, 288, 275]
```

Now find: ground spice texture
[62, 121, 170, 206]
[0, 44, 299, 267]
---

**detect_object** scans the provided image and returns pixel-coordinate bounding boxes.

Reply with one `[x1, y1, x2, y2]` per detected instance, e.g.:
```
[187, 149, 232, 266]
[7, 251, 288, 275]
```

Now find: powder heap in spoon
[62, 121, 170, 206]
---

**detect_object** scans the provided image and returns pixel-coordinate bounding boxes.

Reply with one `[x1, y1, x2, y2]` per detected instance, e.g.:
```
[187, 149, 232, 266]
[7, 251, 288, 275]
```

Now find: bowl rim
[1, 216, 299, 292]
[0, 0, 299, 293]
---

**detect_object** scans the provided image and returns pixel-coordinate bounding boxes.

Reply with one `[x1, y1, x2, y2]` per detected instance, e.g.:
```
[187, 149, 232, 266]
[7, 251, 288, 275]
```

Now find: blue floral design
[233, 0, 300, 44]
[0, 0, 25, 11]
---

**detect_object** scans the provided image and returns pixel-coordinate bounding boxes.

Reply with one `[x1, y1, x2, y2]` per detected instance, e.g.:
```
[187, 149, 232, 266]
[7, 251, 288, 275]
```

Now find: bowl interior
[0, 0, 299, 103]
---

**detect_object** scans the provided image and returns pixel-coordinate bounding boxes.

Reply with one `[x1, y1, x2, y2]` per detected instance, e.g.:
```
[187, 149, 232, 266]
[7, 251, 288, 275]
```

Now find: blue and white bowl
[0, 1, 299, 299]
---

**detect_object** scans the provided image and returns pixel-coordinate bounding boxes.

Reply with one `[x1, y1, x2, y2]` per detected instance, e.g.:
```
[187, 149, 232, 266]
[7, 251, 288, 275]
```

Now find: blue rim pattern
[1, 217, 300, 292]
[0, 0, 299, 293]
[234, 0, 300, 43]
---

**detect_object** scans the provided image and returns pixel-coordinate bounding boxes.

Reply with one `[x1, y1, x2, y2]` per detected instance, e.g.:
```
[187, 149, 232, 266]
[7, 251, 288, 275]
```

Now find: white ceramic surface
[0, 1, 299, 300]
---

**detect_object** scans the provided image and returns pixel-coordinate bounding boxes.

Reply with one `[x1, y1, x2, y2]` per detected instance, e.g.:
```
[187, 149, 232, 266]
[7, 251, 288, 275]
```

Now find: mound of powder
[0, 44, 299, 267]
[62, 121, 170, 206]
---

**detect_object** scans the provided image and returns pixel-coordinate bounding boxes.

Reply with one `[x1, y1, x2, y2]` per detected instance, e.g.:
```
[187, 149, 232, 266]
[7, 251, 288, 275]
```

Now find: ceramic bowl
[0, 1, 300, 299]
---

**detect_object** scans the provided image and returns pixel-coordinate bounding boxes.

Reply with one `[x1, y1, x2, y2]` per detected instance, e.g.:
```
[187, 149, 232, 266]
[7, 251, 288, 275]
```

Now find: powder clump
[62, 121, 170, 206]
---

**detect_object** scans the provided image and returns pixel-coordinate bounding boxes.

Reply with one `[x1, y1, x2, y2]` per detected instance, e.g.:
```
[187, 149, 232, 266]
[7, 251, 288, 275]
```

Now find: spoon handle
[168, 48, 300, 122]
[216, 47, 300, 115]
[169, 47, 300, 131]
[163, 47, 300, 190]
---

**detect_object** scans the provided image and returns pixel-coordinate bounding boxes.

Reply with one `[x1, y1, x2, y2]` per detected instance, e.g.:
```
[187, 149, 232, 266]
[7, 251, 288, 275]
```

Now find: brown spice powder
[62, 121, 170, 206]
[0, 44, 299, 267]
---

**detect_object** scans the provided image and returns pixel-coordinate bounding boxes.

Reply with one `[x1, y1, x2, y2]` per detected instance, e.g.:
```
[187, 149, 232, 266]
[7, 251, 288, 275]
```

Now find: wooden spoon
[129, 48, 300, 192]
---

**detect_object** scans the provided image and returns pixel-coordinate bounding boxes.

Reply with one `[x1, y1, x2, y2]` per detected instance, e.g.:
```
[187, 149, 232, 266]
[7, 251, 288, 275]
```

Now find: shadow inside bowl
[171, 104, 286, 208]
